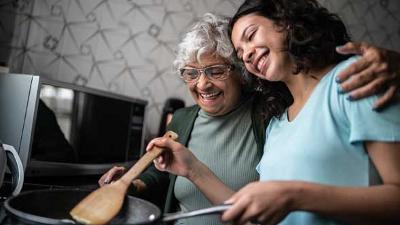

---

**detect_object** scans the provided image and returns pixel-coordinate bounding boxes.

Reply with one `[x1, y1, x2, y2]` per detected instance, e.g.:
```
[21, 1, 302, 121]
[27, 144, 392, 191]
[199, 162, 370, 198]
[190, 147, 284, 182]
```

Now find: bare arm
[147, 137, 234, 204]
[336, 42, 400, 109]
[185, 156, 235, 204]
[299, 142, 400, 224]
[222, 142, 400, 225]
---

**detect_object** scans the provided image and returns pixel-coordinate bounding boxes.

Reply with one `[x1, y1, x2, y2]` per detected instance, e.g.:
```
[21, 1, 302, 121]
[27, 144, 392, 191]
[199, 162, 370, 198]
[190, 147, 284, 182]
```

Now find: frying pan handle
[162, 203, 232, 222]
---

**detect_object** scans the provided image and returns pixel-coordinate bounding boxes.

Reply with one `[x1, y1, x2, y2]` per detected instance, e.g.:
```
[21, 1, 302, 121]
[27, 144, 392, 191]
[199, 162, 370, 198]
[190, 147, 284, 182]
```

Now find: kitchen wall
[0, 0, 399, 136]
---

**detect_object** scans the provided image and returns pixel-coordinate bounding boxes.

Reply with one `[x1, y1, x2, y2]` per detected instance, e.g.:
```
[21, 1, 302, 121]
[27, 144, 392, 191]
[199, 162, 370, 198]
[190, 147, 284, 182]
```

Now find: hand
[146, 137, 200, 178]
[98, 166, 125, 186]
[336, 42, 400, 109]
[222, 181, 294, 225]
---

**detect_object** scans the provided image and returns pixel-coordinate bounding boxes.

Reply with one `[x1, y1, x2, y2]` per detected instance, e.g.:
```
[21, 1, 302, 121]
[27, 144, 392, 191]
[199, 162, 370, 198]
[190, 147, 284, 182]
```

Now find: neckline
[284, 69, 333, 124]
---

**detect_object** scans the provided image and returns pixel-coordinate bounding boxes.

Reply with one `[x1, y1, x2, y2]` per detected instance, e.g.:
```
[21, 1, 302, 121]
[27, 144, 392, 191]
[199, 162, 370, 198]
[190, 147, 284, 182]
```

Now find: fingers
[146, 137, 179, 151]
[98, 166, 125, 186]
[373, 85, 398, 110]
[154, 154, 165, 164]
[346, 76, 387, 101]
[222, 185, 257, 224]
[145, 137, 162, 151]
[336, 42, 383, 84]
[235, 204, 261, 225]
[335, 42, 400, 110]
[336, 57, 370, 83]
[153, 153, 170, 171]
[338, 65, 376, 92]
[146, 137, 174, 172]
[222, 196, 248, 224]
[338, 60, 390, 93]
[153, 159, 165, 171]
[336, 41, 365, 55]
[343, 63, 396, 100]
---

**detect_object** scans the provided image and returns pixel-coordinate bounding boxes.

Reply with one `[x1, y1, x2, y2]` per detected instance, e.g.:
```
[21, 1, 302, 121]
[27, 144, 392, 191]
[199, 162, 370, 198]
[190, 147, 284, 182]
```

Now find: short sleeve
[346, 94, 400, 143]
[333, 57, 400, 143]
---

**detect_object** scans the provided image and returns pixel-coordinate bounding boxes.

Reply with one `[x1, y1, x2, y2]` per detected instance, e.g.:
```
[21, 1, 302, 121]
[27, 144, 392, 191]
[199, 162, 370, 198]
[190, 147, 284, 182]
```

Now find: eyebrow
[241, 25, 254, 41]
[235, 24, 255, 53]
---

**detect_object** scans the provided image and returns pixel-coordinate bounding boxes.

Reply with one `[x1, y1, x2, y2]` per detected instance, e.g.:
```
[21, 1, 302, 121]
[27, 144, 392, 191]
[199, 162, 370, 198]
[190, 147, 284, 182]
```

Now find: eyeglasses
[179, 64, 234, 83]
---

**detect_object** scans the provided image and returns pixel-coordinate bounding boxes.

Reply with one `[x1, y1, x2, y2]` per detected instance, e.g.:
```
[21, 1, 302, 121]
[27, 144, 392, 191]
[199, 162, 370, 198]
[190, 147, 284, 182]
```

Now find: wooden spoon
[70, 131, 178, 224]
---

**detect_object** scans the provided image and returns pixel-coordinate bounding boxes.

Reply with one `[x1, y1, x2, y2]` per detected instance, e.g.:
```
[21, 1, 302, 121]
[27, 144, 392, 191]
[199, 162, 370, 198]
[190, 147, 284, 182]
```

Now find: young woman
[219, 0, 400, 224]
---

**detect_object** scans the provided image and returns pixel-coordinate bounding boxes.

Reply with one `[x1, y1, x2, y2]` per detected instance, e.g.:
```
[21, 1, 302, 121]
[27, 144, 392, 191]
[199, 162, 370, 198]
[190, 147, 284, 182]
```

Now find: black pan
[4, 189, 230, 225]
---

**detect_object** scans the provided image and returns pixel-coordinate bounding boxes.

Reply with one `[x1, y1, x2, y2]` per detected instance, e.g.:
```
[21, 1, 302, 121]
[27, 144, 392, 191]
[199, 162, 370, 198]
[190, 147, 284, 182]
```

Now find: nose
[196, 73, 212, 89]
[243, 46, 255, 64]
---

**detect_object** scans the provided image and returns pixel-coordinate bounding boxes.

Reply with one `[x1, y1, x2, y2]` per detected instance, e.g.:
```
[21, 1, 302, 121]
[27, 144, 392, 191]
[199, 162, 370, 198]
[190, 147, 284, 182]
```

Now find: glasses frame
[179, 64, 234, 83]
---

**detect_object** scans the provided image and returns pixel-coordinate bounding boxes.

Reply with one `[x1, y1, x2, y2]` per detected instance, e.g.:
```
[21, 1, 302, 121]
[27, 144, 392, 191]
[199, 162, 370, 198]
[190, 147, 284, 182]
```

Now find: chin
[252, 69, 269, 80]
[203, 105, 226, 115]
[256, 73, 272, 81]
[203, 109, 219, 116]
[253, 72, 265, 80]
[264, 72, 282, 82]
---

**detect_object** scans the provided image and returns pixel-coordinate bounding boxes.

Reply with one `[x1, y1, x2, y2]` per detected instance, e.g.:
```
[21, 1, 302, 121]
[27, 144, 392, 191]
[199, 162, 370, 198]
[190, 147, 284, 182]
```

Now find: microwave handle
[3, 144, 24, 195]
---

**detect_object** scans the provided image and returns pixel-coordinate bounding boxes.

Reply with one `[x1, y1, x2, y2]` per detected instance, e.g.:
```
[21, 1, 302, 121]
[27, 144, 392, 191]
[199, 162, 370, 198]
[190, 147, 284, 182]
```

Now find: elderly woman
[99, 13, 288, 225]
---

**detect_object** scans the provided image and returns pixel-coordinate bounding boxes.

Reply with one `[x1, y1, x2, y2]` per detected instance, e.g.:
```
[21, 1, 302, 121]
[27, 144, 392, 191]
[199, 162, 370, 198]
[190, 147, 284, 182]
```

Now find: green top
[174, 99, 261, 225]
[138, 95, 268, 217]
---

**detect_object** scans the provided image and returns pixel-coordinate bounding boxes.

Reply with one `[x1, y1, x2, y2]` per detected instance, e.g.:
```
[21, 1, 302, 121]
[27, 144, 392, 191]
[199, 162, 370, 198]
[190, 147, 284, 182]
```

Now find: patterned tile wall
[0, 0, 399, 136]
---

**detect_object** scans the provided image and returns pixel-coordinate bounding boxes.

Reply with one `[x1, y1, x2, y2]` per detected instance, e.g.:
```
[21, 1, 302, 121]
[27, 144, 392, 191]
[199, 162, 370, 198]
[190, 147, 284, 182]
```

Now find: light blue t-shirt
[258, 56, 400, 225]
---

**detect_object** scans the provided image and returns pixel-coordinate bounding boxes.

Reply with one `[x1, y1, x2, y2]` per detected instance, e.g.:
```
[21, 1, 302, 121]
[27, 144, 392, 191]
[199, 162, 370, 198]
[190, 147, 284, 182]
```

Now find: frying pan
[4, 189, 230, 225]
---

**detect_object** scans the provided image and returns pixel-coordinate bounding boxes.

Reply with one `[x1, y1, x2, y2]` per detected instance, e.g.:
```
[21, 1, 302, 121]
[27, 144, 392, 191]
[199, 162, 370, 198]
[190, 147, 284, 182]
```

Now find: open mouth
[199, 91, 222, 100]
[257, 55, 266, 71]
[254, 50, 270, 75]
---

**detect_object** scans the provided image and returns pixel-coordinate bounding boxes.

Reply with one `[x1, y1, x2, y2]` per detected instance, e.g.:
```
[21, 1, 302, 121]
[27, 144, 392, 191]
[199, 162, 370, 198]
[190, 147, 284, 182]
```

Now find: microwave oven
[0, 73, 147, 178]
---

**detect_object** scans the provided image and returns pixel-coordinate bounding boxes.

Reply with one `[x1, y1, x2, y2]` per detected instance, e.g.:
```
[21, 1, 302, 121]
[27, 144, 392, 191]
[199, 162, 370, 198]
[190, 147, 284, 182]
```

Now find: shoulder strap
[163, 105, 200, 213]
[251, 95, 269, 155]
[166, 105, 200, 146]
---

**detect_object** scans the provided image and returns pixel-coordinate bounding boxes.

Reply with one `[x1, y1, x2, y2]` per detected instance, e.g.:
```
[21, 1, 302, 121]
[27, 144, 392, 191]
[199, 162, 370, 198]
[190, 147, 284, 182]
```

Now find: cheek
[278, 55, 294, 75]
[269, 53, 287, 72]
[244, 63, 260, 77]
[188, 85, 196, 96]
[223, 81, 242, 103]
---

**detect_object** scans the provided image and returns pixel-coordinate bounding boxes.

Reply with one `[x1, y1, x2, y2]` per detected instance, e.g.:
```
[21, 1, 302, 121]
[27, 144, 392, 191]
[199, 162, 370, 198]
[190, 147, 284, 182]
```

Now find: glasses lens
[205, 65, 229, 80]
[180, 65, 231, 82]
[181, 69, 199, 82]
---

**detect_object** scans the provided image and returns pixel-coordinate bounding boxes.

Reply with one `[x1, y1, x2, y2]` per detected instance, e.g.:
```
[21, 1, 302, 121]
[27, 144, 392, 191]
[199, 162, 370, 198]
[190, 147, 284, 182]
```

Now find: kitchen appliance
[4, 189, 231, 225]
[0, 73, 40, 171]
[0, 73, 147, 189]
[0, 141, 24, 196]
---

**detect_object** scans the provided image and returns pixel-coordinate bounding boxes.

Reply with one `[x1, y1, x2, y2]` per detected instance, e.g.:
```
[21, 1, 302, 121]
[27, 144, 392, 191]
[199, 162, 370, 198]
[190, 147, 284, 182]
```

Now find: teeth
[257, 56, 265, 72]
[200, 92, 220, 99]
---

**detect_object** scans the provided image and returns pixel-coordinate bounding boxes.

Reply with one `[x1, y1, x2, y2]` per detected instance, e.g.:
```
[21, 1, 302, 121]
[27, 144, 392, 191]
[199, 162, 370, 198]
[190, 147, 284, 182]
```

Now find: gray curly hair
[173, 13, 250, 83]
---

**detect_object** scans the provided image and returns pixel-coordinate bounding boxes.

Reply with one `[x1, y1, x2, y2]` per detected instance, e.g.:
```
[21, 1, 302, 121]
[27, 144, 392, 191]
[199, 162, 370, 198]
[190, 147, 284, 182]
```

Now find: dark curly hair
[255, 79, 293, 120]
[228, 0, 351, 117]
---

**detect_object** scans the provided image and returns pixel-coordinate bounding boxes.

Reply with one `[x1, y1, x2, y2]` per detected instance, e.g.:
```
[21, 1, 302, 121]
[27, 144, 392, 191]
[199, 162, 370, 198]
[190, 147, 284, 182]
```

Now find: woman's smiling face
[231, 13, 294, 82]
[185, 53, 243, 116]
